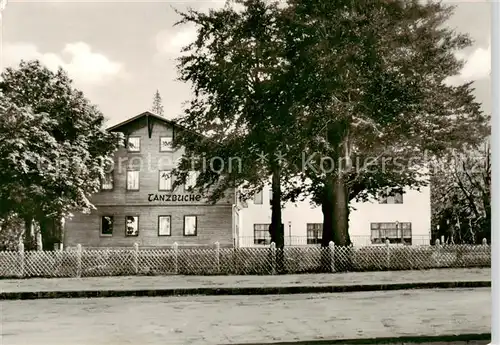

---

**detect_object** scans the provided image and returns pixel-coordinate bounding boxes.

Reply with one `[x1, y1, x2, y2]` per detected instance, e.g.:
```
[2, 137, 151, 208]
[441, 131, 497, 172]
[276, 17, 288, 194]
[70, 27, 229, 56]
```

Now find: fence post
[385, 239, 390, 269]
[435, 239, 441, 266]
[215, 242, 220, 273]
[133, 243, 139, 275]
[76, 244, 82, 278]
[270, 242, 276, 275]
[173, 242, 179, 274]
[18, 242, 25, 278]
[482, 238, 488, 246]
[329, 241, 335, 273]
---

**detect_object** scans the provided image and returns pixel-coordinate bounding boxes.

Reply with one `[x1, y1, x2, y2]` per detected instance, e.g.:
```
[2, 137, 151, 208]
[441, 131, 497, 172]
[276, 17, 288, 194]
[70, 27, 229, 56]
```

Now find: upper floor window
[101, 172, 113, 190]
[126, 170, 140, 190]
[127, 136, 141, 152]
[159, 170, 172, 191]
[379, 187, 403, 204]
[159, 135, 173, 152]
[184, 171, 198, 191]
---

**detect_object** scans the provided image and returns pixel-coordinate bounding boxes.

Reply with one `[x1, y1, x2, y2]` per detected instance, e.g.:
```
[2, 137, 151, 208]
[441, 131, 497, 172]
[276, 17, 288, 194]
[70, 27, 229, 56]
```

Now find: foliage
[151, 89, 165, 116]
[277, 0, 489, 245]
[431, 142, 491, 244]
[0, 60, 122, 249]
[0, 213, 24, 251]
[171, 0, 307, 253]
[171, 0, 489, 248]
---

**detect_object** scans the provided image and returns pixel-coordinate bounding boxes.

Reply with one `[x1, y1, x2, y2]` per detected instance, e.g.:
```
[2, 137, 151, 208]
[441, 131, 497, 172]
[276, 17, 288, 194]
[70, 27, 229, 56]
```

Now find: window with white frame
[379, 187, 403, 204]
[184, 216, 197, 236]
[253, 224, 271, 245]
[159, 170, 172, 191]
[370, 222, 412, 244]
[184, 171, 198, 191]
[101, 216, 113, 236]
[101, 172, 113, 190]
[306, 223, 322, 244]
[127, 136, 141, 152]
[126, 170, 140, 190]
[159, 135, 173, 152]
[253, 190, 263, 204]
[125, 216, 139, 236]
[158, 216, 171, 236]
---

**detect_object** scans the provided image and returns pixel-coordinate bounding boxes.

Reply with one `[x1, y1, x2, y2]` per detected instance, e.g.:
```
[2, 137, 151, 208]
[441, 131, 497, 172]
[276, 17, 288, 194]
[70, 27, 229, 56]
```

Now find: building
[237, 183, 431, 247]
[64, 111, 241, 248]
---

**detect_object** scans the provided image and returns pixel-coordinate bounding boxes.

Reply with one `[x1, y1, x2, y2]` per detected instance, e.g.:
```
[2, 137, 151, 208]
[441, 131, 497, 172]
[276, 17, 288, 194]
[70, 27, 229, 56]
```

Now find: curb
[0, 280, 490, 300]
[226, 333, 492, 345]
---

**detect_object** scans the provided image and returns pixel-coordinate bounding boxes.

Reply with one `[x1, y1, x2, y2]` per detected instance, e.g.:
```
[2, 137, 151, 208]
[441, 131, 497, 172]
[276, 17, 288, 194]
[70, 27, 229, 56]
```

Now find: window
[125, 216, 139, 236]
[184, 216, 197, 236]
[127, 136, 141, 152]
[159, 136, 173, 152]
[254, 224, 271, 245]
[101, 216, 113, 236]
[269, 188, 273, 204]
[370, 222, 412, 244]
[379, 188, 403, 204]
[307, 223, 322, 244]
[158, 216, 171, 236]
[126, 170, 140, 190]
[253, 190, 263, 204]
[184, 171, 198, 191]
[101, 172, 113, 190]
[159, 170, 172, 191]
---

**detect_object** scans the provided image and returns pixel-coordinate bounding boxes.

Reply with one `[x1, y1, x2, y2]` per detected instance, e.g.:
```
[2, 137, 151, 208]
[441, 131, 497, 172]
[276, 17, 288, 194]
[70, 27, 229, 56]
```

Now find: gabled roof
[106, 110, 217, 146]
[106, 110, 177, 132]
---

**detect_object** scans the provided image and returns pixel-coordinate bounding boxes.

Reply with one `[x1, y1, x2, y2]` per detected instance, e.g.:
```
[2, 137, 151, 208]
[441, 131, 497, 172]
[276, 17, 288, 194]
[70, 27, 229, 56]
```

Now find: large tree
[279, 0, 489, 248]
[0, 60, 122, 250]
[171, 0, 488, 259]
[172, 0, 303, 257]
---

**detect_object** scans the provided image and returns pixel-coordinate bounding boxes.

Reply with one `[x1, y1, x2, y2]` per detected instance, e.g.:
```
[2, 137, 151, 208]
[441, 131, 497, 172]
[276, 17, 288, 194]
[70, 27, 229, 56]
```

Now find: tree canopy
[0, 60, 122, 249]
[172, 0, 489, 248]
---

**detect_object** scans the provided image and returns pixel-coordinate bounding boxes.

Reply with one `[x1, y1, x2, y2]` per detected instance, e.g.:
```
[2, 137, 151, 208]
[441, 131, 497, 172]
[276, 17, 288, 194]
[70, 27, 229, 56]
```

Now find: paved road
[0, 268, 490, 293]
[0, 288, 490, 345]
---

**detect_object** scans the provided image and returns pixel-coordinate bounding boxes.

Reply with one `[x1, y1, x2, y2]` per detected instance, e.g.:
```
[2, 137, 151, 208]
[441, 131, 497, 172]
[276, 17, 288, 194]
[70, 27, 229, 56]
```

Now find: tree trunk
[40, 216, 63, 251]
[269, 165, 285, 273]
[321, 175, 352, 271]
[321, 175, 351, 247]
[23, 218, 36, 251]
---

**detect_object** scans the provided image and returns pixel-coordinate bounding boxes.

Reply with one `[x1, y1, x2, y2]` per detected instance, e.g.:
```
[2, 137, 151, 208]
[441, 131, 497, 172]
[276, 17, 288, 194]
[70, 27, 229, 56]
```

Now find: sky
[0, 0, 492, 128]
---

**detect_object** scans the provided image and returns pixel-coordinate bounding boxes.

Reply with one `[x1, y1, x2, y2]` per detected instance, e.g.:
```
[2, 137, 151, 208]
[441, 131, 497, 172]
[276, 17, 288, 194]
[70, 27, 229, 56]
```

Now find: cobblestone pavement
[0, 288, 490, 345]
[0, 268, 490, 293]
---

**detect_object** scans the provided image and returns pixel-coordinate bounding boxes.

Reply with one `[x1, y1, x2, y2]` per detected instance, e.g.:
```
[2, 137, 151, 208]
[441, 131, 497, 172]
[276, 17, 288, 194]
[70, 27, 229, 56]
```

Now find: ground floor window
[254, 224, 271, 245]
[125, 216, 139, 236]
[183, 215, 197, 236]
[370, 222, 412, 244]
[307, 223, 322, 244]
[101, 216, 113, 236]
[158, 216, 171, 236]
